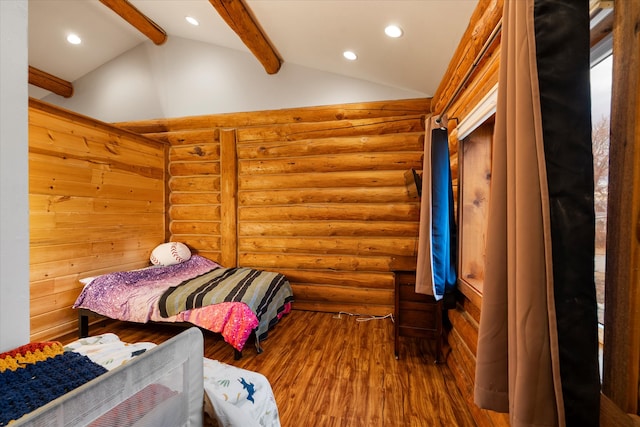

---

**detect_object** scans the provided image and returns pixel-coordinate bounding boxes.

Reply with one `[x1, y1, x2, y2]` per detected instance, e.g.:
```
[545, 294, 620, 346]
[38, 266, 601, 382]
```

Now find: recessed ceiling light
[66, 33, 82, 45]
[343, 51, 357, 61]
[185, 16, 199, 26]
[385, 25, 403, 38]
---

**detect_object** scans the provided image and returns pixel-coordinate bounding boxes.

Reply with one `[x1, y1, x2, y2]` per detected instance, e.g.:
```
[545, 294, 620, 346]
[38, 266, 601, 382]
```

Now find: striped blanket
[159, 267, 294, 343]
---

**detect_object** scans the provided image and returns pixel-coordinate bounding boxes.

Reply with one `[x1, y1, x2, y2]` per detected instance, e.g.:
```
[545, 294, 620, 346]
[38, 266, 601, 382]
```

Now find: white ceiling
[28, 0, 479, 99]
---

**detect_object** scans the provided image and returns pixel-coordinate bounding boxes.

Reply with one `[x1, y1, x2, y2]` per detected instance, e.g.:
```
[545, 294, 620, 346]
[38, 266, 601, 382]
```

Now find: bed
[73, 250, 294, 358]
[2, 328, 281, 426]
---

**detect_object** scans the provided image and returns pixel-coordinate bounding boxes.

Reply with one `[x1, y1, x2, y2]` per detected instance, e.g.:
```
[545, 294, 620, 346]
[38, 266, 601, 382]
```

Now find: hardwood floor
[59, 310, 477, 427]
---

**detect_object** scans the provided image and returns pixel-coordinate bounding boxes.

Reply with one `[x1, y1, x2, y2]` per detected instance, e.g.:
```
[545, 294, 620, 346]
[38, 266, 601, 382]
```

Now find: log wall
[117, 99, 430, 316]
[448, 121, 509, 427]
[441, 1, 636, 424]
[436, 0, 502, 208]
[431, 1, 509, 426]
[28, 99, 167, 341]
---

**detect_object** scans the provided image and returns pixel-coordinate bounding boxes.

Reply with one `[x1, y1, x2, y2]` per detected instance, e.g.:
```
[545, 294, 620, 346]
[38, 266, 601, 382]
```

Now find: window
[590, 54, 612, 341]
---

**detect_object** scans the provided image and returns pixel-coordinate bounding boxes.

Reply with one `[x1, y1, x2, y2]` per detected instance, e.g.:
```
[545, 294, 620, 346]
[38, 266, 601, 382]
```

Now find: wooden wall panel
[124, 99, 429, 315]
[220, 129, 238, 267]
[235, 112, 424, 315]
[116, 99, 432, 133]
[447, 295, 510, 427]
[28, 99, 166, 342]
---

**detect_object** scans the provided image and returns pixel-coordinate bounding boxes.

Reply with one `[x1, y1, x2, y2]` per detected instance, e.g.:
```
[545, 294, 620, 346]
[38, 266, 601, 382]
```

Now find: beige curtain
[415, 116, 436, 296]
[474, 0, 600, 424]
[473, 0, 564, 425]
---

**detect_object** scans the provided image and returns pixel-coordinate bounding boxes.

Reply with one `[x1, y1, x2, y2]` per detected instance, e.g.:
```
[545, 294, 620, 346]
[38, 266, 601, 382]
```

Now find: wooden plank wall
[28, 99, 166, 342]
[117, 99, 429, 316]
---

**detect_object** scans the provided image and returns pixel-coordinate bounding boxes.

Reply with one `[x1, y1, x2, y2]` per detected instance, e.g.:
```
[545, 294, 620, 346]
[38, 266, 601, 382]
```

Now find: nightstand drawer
[394, 270, 443, 362]
[398, 282, 438, 303]
[398, 307, 438, 330]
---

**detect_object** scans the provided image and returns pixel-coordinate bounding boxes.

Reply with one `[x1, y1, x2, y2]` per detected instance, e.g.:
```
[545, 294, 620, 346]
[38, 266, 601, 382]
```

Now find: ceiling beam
[208, 0, 282, 74]
[28, 66, 74, 98]
[99, 0, 167, 45]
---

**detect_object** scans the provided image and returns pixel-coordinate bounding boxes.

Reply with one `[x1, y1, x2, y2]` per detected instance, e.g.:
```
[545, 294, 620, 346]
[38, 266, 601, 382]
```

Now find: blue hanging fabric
[416, 117, 457, 300]
[430, 127, 457, 298]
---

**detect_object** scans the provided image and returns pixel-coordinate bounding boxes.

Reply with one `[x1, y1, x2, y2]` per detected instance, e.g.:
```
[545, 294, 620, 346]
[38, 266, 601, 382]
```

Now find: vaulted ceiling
[28, 0, 479, 100]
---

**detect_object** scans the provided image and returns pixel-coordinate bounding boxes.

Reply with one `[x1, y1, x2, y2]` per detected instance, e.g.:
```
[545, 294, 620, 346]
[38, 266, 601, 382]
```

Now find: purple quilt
[73, 255, 221, 323]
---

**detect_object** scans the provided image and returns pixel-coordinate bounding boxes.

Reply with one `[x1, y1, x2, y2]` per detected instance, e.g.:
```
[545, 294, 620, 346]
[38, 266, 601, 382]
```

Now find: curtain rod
[435, 19, 503, 125]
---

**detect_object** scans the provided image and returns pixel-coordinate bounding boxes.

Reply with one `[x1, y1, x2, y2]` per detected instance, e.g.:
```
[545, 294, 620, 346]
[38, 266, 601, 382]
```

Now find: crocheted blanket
[0, 342, 107, 426]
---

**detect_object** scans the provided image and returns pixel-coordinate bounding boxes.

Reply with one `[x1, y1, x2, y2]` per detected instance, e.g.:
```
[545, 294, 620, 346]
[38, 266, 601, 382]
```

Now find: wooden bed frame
[77, 308, 252, 360]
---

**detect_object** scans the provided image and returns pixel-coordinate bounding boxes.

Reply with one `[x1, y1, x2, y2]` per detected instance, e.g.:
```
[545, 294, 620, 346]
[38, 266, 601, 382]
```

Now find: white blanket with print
[65, 334, 281, 427]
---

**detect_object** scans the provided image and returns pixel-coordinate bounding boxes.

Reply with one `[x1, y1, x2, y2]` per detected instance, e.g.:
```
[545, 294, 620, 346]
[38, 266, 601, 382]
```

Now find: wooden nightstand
[394, 270, 443, 362]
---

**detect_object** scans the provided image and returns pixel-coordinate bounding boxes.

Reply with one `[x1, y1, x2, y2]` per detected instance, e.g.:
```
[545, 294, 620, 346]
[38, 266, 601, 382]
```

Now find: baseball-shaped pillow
[150, 242, 191, 266]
